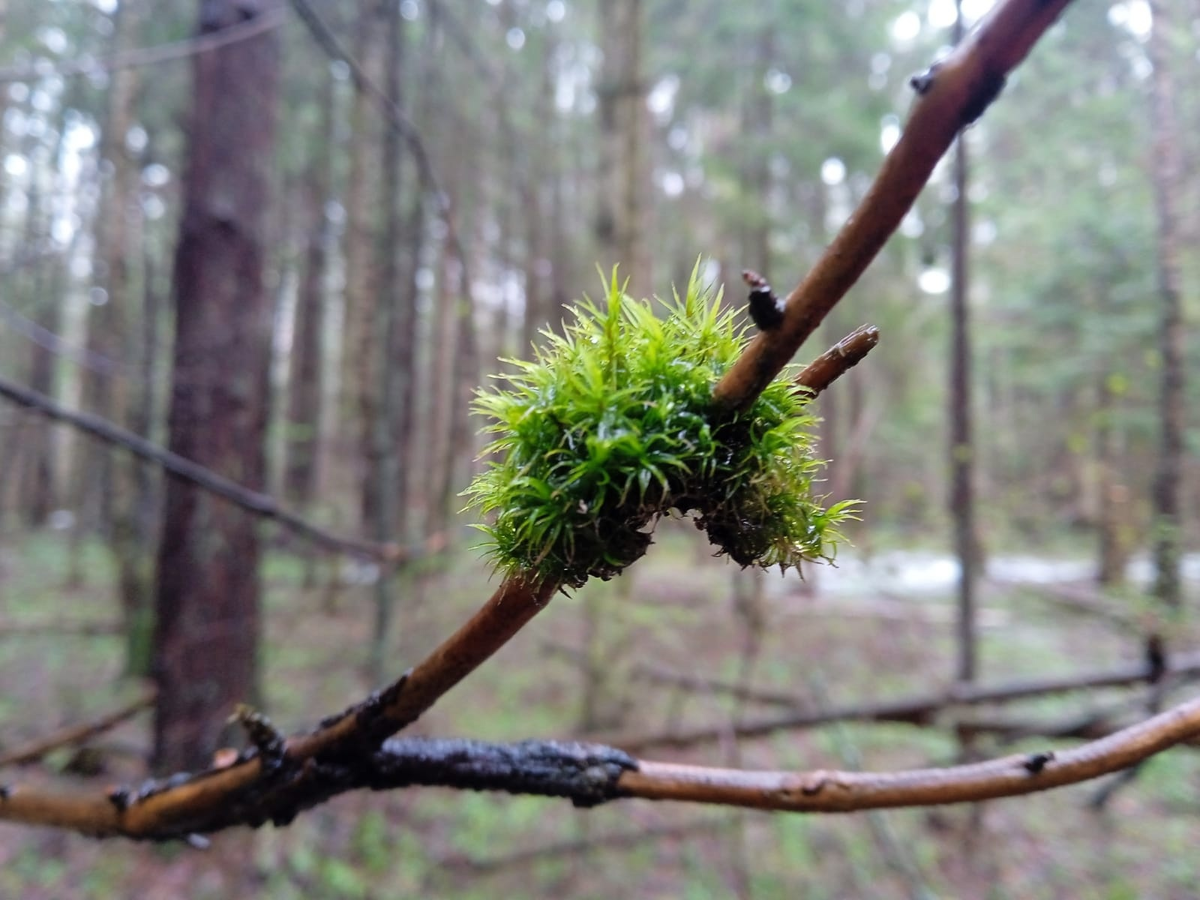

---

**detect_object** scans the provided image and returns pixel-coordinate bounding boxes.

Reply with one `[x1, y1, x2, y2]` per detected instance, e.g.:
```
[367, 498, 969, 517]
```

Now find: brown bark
[152, 0, 280, 772]
[369, 0, 414, 679]
[339, 0, 383, 528]
[713, 0, 1076, 411]
[1147, 0, 1186, 609]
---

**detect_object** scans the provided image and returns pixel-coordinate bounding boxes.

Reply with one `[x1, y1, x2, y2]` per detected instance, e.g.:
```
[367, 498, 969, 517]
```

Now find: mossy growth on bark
[464, 269, 857, 589]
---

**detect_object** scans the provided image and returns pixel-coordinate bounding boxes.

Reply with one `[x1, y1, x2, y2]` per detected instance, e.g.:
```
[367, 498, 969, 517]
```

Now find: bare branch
[3, 695, 1200, 836]
[612, 651, 1200, 752]
[794, 325, 880, 396]
[619, 693, 1200, 811]
[0, 694, 155, 769]
[714, 0, 1076, 410]
[0, 375, 434, 564]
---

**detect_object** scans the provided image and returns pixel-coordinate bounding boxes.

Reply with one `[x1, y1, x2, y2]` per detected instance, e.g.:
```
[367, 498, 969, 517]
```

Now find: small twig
[607, 651, 1200, 752]
[286, 0, 442, 218]
[0, 693, 154, 769]
[0, 375, 430, 564]
[714, 0, 1076, 411]
[794, 325, 881, 396]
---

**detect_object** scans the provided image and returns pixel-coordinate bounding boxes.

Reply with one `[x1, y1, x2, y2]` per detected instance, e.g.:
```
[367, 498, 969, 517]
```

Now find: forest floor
[1, 524, 1199, 899]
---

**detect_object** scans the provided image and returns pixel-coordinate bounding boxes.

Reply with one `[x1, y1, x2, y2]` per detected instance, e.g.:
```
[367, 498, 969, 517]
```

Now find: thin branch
[286, 0, 440, 206]
[714, 0, 1076, 410]
[794, 325, 880, 396]
[0, 693, 154, 769]
[0, 375, 429, 563]
[619, 693, 1200, 812]
[0, 620, 122, 638]
[0, 574, 557, 838]
[611, 652, 1200, 752]
[286, 0, 482, 376]
[4, 694, 1200, 836]
[0, 7, 287, 84]
[0, 296, 130, 378]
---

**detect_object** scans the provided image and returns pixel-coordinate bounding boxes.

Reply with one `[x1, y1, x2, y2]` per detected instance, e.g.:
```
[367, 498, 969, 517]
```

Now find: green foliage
[464, 268, 857, 588]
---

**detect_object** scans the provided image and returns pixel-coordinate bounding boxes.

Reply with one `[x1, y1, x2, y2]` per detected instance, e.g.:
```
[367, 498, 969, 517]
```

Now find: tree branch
[714, 0, 1076, 410]
[3, 694, 1199, 837]
[794, 325, 880, 396]
[618, 693, 1200, 811]
[0, 375, 432, 564]
[613, 651, 1200, 752]
[0, 694, 155, 769]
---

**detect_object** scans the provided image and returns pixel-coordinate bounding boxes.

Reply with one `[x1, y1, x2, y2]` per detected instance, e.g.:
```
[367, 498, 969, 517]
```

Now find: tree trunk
[285, 70, 334, 508]
[340, 0, 384, 530]
[950, 0, 978, 684]
[152, 0, 280, 772]
[1147, 0, 1186, 610]
[370, 0, 414, 681]
[595, 0, 648, 294]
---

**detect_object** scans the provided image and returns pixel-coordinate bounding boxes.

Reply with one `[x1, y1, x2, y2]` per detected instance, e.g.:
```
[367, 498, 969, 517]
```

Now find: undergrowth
[464, 269, 857, 588]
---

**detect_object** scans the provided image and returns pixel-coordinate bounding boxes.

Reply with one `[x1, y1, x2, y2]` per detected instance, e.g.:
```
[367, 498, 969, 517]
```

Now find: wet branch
[714, 0, 1075, 411]
[620, 692, 1200, 812]
[795, 325, 880, 396]
[3, 694, 1200, 837]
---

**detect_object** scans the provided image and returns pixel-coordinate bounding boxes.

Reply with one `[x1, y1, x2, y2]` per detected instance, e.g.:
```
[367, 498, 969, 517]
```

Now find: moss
[464, 268, 857, 588]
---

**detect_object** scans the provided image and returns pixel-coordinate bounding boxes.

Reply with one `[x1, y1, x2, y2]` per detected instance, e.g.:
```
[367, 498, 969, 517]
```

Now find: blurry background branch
[0, 375, 428, 563]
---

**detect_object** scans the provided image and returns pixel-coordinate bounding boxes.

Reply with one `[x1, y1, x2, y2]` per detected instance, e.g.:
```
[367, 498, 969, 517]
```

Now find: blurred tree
[152, 0, 280, 771]
[1147, 0, 1185, 610]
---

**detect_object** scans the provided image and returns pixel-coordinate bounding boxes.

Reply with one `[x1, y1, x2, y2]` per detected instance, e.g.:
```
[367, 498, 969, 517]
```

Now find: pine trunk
[152, 0, 280, 772]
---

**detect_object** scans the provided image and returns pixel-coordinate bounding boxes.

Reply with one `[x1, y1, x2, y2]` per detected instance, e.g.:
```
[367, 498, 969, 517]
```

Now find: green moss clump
[464, 269, 857, 588]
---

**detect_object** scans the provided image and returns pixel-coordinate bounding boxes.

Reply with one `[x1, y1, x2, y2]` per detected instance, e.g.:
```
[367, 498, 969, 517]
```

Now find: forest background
[0, 0, 1197, 896]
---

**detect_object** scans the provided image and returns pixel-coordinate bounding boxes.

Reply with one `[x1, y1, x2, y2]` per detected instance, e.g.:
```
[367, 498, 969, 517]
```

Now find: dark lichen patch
[464, 267, 857, 588]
